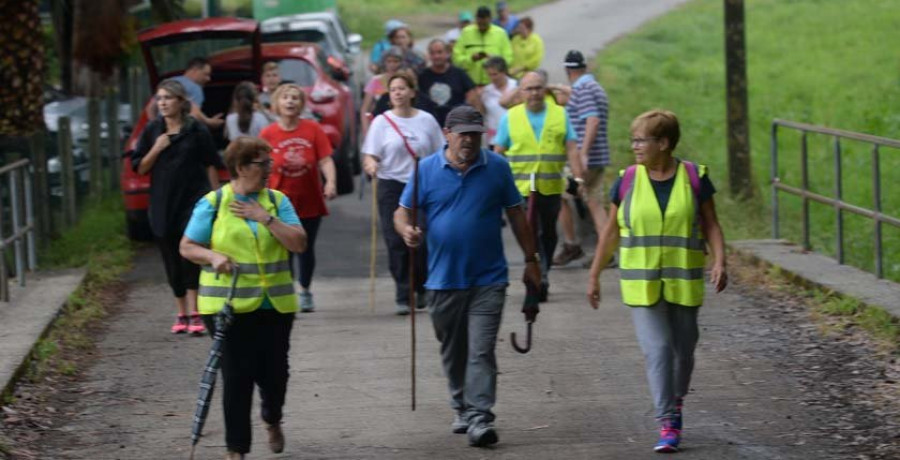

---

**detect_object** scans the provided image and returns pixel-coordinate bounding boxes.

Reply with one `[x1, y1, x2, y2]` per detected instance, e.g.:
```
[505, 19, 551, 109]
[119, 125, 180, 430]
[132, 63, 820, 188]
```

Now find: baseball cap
[496, 1, 508, 11]
[564, 50, 587, 68]
[476, 6, 492, 18]
[384, 19, 406, 35]
[445, 106, 486, 133]
[459, 11, 473, 22]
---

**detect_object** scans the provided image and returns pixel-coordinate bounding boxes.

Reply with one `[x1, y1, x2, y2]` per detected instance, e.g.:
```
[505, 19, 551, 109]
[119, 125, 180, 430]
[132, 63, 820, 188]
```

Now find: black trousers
[155, 233, 199, 298]
[292, 216, 322, 290]
[526, 192, 562, 286]
[202, 309, 295, 454]
[377, 179, 426, 305]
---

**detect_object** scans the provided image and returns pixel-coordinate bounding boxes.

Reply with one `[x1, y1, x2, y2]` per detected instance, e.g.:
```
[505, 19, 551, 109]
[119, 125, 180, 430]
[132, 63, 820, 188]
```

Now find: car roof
[139, 17, 257, 44]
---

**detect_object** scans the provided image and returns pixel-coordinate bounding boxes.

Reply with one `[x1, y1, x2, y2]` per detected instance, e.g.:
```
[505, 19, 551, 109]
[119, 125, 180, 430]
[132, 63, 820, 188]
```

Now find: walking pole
[409, 156, 419, 411]
[369, 177, 378, 312]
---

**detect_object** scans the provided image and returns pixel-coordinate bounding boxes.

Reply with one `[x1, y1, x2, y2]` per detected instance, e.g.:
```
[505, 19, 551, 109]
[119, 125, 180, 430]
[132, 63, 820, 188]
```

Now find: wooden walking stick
[409, 155, 419, 411]
[369, 177, 378, 313]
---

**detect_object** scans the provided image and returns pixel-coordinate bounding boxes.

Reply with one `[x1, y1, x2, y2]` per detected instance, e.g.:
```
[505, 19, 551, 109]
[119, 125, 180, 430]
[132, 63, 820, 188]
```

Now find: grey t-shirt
[225, 111, 270, 140]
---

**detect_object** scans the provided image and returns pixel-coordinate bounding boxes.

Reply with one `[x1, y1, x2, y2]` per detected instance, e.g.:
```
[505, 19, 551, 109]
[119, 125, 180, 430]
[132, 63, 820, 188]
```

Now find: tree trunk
[0, 0, 46, 136]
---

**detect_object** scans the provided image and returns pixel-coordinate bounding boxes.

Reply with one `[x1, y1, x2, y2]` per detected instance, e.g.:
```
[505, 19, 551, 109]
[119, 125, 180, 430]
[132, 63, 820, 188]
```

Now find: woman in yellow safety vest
[180, 137, 306, 459]
[586, 109, 727, 454]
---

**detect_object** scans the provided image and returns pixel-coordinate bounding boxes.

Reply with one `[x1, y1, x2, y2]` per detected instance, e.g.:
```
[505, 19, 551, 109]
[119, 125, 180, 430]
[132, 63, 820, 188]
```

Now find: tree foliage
[0, 0, 46, 136]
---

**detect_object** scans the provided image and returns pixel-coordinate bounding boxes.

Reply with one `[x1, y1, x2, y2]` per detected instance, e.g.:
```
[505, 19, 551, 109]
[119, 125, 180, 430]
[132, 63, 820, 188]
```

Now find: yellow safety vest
[506, 103, 568, 196]
[197, 184, 298, 314]
[617, 162, 707, 307]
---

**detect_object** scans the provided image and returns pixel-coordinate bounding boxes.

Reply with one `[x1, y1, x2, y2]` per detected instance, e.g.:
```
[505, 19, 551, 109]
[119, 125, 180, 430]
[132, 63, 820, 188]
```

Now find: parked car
[120, 17, 357, 241]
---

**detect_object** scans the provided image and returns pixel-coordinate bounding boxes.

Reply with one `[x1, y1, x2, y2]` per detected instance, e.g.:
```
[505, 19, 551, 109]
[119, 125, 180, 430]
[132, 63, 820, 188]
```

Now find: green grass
[593, 0, 900, 280]
[19, 197, 134, 384]
[338, 0, 552, 48]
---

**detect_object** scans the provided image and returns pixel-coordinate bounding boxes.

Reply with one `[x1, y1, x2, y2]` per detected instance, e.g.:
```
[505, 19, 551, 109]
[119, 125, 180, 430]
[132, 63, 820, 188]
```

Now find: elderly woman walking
[181, 137, 306, 460]
[586, 109, 727, 453]
[362, 70, 444, 315]
[260, 84, 337, 313]
[132, 78, 222, 336]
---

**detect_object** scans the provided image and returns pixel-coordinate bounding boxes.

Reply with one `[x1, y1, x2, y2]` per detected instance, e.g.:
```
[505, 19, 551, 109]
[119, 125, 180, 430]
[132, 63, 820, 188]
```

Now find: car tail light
[310, 87, 338, 103]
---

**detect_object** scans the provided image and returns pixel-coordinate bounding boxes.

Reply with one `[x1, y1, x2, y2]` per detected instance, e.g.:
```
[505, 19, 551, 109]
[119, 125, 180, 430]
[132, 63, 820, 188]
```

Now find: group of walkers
[130, 3, 730, 458]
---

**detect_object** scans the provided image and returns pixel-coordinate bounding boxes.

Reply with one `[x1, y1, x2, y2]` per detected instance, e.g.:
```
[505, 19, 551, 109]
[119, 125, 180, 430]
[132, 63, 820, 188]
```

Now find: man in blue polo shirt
[394, 105, 540, 448]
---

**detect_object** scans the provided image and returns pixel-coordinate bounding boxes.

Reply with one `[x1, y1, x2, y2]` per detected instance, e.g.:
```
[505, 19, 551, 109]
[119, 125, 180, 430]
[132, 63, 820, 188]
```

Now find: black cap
[445, 106, 486, 133]
[564, 50, 587, 69]
[476, 6, 492, 18]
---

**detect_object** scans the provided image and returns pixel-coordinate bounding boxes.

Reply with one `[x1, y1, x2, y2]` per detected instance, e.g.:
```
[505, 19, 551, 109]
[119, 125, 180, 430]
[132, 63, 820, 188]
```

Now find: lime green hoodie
[452, 23, 513, 85]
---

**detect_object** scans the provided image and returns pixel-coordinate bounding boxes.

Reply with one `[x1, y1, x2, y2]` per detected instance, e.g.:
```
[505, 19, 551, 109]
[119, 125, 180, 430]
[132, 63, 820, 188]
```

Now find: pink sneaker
[171, 315, 189, 334]
[188, 314, 206, 335]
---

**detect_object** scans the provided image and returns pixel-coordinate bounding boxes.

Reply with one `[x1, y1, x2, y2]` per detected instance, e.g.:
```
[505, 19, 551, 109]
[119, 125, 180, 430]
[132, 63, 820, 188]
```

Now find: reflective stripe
[513, 172, 564, 181]
[619, 267, 705, 281]
[620, 235, 705, 251]
[199, 282, 296, 298]
[201, 260, 291, 275]
[507, 154, 567, 163]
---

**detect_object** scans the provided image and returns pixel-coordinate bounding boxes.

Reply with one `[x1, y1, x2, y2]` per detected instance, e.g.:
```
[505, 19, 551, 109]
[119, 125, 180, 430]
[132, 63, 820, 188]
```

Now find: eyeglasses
[248, 159, 273, 168]
[630, 137, 658, 146]
[522, 86, 545, 93]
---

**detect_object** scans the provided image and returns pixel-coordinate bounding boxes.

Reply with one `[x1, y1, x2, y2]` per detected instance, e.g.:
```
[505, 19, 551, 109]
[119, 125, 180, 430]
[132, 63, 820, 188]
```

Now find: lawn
[593, 0, 900, 280]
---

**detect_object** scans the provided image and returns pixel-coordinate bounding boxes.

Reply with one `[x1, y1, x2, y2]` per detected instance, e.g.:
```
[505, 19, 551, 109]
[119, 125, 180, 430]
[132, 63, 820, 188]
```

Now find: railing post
[28, 131, 49, 244]
[801, 132, 810, 251]
[58, 116, 77, 226]
[107, 86, 121, 191]
[0, 187, 7, 301]
[9, 170, 25, 287]
[872, 144, 883, 279]
[88, 96, 103, 197]
[24, 168, 36, 271]
[833, 137, 843, 264]
[771, 122, 779, 239]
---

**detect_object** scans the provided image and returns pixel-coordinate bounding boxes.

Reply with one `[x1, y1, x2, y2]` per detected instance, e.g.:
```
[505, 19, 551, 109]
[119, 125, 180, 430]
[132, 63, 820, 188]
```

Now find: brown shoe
[225, 452, 244, 460]
[266, 422, 285, 453]
[552, 243, 584, 266]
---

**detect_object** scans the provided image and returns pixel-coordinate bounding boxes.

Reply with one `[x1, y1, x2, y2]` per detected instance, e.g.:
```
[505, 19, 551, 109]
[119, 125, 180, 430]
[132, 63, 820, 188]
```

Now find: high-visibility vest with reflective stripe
[197, 184, 298, 314]
[506, 103, 568, 196]
[617, 162, 707, 307]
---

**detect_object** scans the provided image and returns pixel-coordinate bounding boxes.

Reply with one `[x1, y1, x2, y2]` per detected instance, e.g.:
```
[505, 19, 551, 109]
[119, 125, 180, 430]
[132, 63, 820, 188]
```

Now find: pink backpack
[617, 160, 701, 203]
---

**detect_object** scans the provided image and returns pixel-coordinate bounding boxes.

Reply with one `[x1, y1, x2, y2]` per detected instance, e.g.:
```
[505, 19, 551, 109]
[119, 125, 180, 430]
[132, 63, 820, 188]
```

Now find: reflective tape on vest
[507, 154, 568, 163]
[619, 267, 705, 281]
[620, 235, 705, 251]
[512, 172, 564, 181]
[199, 283, 296, 299]
[201, 260, 292, 275]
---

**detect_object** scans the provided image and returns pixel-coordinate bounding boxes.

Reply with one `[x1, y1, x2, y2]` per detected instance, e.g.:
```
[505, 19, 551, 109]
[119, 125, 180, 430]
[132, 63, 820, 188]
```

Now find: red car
[121, 18, 357, 240]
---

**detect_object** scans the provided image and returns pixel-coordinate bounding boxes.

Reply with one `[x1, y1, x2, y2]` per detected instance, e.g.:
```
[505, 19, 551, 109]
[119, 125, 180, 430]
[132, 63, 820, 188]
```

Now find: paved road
[30, 1, 855, 459]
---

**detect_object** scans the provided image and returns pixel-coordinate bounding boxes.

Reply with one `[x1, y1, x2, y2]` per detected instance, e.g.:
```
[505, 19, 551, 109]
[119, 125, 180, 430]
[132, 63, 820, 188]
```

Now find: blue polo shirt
[399, 148, 523, 290]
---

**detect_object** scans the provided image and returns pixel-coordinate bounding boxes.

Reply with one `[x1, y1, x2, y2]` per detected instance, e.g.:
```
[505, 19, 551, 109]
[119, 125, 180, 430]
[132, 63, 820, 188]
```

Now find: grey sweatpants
[427, 285, 506, 424]
[630, 299, 700, 423]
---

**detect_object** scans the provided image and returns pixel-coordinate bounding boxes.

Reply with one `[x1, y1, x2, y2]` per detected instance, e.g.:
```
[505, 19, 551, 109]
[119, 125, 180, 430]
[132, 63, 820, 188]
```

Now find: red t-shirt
[260, 119, 333, 218]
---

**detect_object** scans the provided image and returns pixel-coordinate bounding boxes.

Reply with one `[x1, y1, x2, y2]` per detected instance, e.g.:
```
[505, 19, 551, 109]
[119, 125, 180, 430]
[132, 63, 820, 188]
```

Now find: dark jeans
[377, 179, 426, 305]
[155, 233, 199, 298]
[291, 216, 322, 290]
[202, 310, 295, 454]
[526, 192, 562, 285]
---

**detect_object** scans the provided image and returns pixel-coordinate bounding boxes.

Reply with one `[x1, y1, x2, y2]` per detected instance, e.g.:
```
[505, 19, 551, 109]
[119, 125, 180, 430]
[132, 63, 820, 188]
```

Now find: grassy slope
[594, 0, 900, 279]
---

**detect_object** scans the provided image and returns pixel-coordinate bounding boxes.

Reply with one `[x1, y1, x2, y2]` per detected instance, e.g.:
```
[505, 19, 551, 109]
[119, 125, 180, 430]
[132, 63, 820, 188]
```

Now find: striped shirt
[566, 73, 610, 168]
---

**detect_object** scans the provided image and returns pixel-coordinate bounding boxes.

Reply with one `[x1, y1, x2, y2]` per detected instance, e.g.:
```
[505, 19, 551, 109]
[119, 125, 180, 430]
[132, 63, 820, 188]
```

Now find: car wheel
[125, 210, 153, 241]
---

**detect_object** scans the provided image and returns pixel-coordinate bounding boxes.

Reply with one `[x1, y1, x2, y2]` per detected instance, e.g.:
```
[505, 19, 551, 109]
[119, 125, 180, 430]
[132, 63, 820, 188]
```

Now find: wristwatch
[264, 215, 276, 226]
[525, 253, 541, 264]
[573, 177, 586, 185]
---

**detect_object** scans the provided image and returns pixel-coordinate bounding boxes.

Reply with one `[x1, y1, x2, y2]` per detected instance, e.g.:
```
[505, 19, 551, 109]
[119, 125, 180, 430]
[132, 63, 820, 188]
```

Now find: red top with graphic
[260, 119, 333, 218]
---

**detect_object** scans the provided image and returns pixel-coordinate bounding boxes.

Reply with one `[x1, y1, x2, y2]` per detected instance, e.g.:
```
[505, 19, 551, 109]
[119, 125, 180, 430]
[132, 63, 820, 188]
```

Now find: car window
[148, 36, 252, 77]
[276, 59, 318, 87]
[262, 29, 340, 59]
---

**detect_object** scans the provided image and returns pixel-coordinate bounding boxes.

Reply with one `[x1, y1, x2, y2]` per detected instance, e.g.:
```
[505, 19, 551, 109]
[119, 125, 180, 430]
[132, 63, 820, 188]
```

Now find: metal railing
[771, 119, 900, 279]
[0, 159, 37, 301]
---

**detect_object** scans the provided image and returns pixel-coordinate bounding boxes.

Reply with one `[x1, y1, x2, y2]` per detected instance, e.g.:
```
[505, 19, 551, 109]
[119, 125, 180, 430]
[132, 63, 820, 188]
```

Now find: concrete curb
[729, 239, 900, 318]
[0, 269, 87, 401]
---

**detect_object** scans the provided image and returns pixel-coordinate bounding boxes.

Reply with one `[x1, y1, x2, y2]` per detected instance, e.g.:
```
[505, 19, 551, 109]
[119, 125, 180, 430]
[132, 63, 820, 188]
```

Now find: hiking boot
[538, 283, 549, 303]
[299, 291, 315, 312]
[467, 421, 499, 447]
[452, 413, 469, 434]
[171, 315, 188, 334]
[265, 422, 285, 453]
[188, 314, 206, 335]
[654, 422, 681, 453]
[395, 303, 410, 316]
[552, 243, 584, 266]
[224, 451, 244, 460]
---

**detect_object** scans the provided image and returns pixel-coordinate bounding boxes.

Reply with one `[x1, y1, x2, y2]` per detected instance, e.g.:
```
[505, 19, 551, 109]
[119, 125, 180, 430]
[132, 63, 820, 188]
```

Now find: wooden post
[28, 131, 50, 243]
[58, 116, 77, 226]
[107, 86, 121, 191]
[88, 96, 103, 196]
[129, 67, 141, 126]
[724, 0, 753, 199]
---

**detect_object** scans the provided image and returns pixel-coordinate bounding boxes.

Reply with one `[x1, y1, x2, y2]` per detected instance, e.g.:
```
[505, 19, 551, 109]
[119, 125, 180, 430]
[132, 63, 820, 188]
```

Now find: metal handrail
[771, 119, 899, 279]
[0, 159, 36, 302]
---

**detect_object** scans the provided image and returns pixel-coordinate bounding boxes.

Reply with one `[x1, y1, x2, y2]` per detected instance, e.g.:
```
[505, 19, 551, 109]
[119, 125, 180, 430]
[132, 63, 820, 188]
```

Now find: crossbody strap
[382, 113, 418, 160]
